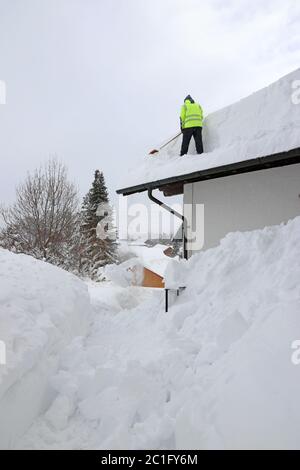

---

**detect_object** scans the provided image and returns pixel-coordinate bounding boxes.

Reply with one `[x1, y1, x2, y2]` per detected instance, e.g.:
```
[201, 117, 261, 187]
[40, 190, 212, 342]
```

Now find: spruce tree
[80, 170, 117, 279]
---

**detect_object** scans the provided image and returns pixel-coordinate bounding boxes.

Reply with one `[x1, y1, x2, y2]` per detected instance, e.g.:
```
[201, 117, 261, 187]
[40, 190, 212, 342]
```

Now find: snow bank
[169, 218, 300, 449]
[18, 217, 300, 449]
[122, 68, 300, 188]
[0, 249, 92, 449]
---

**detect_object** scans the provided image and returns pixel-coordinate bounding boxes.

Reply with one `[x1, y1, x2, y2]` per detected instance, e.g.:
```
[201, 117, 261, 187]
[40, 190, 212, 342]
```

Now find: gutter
[116, 147, 300, 197]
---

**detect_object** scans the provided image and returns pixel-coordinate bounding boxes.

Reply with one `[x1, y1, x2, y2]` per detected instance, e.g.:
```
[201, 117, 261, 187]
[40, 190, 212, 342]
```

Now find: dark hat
[184, 95, 195, 103]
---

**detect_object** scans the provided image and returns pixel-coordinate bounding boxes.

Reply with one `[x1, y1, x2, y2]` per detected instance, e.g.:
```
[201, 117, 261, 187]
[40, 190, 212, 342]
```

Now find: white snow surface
[0, 249, 92, 449]
[126, 244, 173, 277]
[121, 68, 300, 189]
[14, 217, 300, 450]
[103, 244, 173, 287]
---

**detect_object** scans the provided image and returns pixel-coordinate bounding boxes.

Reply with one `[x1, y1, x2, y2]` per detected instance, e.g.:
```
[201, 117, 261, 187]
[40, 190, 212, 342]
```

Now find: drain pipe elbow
[147, 189, 188, 260]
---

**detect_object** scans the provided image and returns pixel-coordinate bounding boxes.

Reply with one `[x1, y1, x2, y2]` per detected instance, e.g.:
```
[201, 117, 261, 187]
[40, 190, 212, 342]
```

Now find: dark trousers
[180, 127, 203, 156]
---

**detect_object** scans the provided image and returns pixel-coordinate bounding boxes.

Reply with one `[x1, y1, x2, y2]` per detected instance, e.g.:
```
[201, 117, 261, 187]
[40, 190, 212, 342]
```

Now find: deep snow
[0, 249, 92, 449]
[13, 217, 300, 450]
[121, 68, 300, 189]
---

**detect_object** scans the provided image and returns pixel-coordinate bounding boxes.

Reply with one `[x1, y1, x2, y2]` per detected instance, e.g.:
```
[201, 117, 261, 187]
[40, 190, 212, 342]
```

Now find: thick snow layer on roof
[122, 68, 300, 189]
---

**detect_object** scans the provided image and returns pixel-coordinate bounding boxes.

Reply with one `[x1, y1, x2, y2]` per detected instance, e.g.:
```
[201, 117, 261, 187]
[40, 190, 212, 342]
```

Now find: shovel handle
[149, 132, 182, 155]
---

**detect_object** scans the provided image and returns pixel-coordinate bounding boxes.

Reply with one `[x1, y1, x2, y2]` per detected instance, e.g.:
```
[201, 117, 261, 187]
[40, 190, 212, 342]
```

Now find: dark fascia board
[116, 147, 300, 196]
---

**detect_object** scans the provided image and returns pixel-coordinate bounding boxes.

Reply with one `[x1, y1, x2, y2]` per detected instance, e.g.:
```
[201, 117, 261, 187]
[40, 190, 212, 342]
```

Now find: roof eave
[116, 147, 300, 197]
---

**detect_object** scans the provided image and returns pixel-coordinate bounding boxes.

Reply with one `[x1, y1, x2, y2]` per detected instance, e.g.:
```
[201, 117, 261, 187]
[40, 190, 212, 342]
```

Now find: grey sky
[0, 0, 300, 211]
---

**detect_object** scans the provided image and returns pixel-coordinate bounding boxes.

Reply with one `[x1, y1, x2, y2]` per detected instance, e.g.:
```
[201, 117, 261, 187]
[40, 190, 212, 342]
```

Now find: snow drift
[18, 217, 300, 450]
[0, 249, 92, 449]
[122, 68, 300, 189]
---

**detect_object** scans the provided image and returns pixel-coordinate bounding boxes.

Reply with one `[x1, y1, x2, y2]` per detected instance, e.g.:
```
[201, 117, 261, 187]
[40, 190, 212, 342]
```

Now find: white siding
[184, 163, 300, 257]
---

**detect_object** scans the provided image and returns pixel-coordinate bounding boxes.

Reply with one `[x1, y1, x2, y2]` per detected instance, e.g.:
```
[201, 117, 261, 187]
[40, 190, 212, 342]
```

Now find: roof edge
[116, 147, 300, 196]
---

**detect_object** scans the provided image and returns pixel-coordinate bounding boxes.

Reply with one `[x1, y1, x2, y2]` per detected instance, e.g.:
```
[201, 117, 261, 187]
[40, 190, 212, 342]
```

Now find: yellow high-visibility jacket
[180, 99, 203, 129]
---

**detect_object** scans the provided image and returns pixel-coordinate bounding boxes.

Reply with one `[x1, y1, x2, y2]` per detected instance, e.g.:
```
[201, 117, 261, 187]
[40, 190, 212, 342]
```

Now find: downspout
[147, 189, 188, 260]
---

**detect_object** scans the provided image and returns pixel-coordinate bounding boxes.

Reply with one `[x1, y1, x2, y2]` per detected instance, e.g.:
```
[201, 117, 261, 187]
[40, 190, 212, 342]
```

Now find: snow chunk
[217, 311, 249, 352]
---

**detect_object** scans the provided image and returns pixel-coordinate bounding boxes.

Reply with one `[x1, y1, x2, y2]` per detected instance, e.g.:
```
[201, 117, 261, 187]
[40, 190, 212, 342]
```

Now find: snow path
[16, 283, 178, 449]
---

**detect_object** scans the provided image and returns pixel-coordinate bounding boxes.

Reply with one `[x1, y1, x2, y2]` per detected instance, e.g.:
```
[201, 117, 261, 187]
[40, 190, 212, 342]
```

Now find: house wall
[142, 268, 165, 289]
[131, 265, 165, 288]
[184, 163, 300, 257]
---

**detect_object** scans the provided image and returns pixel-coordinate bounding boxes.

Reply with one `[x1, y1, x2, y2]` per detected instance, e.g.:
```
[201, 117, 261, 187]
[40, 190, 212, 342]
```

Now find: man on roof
[180, 95, 204, 157]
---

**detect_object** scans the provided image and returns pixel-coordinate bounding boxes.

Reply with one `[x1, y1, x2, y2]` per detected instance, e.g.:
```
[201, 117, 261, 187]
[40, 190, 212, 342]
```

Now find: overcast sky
[0, 0, 300, 213]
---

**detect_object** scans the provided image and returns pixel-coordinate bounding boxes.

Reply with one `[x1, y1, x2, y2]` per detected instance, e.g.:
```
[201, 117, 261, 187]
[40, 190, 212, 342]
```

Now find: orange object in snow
[149, 132, 182, 156]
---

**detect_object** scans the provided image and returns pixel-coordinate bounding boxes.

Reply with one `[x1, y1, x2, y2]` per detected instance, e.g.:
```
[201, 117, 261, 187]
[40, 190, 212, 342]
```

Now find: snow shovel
[149, 132, 182, 155]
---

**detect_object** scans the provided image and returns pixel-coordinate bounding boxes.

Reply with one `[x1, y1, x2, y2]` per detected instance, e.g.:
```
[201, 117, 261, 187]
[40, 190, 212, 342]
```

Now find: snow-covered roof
[117, 68, 300, 195]
[129, 244, 172, 277]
